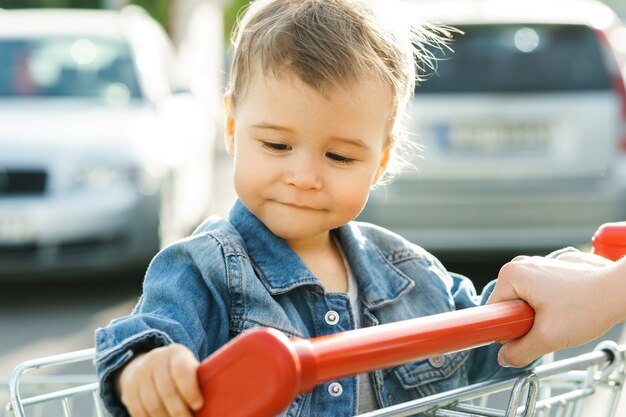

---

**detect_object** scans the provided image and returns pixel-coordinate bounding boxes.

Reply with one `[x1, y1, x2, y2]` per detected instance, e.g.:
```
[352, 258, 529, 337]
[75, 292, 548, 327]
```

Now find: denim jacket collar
[229, 199, 414, 309]
[335, 224, 415, 310]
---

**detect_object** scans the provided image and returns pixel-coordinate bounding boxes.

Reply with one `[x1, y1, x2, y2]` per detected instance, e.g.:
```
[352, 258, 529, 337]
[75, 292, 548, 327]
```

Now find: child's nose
[284, 154, 323, 190]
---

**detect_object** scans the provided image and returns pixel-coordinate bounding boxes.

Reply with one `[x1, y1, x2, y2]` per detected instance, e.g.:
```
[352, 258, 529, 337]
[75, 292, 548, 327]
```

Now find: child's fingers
[170, 348, 203, 411]
[123, 388, 149, 417]
[138, 379, 169, 417]
[119, 370, 149, 417]
[126, 401, 149, 417]
[153, 360, 194, 417]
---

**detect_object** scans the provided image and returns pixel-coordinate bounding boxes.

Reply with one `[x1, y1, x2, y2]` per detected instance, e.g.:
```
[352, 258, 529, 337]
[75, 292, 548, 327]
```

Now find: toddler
[95, 1, 532, 416]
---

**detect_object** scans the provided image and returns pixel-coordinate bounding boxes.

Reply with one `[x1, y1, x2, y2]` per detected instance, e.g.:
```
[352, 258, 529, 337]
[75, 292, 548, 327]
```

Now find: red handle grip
[592, 222, 626, 261]
[195, 300, 534, 417]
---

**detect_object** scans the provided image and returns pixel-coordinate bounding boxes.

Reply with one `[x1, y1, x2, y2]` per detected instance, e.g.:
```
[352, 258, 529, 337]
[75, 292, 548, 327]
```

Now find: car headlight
[70, 163, 139, 191]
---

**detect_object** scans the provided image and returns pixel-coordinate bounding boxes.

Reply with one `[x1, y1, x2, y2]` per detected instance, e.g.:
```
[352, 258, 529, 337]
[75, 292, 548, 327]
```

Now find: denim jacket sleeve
[94, 233, 232, 417]
[448, 272, 538, 383]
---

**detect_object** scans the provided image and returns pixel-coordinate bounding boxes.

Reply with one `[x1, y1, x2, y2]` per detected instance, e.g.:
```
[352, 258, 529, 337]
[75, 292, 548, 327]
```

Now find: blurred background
[0, 0, 625, 415]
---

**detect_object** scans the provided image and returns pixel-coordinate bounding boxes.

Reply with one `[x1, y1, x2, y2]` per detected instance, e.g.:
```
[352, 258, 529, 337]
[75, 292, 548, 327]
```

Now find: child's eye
[326, 152, 355, 165]
[260, 141, 290, 152]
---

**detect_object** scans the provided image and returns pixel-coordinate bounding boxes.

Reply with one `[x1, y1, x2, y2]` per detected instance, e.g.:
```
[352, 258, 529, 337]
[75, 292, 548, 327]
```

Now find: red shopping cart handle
[195, 300, 534, 417]
[593, 222, 626, 261]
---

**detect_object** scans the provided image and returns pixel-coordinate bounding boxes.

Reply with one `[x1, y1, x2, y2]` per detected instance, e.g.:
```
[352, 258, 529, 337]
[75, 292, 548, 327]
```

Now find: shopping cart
[5, 224, 626, 417]
[5, 349, 102, 417]
[5, 301, 625, 417]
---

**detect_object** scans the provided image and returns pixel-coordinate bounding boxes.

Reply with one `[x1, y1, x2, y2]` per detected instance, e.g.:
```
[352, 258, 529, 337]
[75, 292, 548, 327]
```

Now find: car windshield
[0, 37, 143, 100]
[416, 24, 613, 93]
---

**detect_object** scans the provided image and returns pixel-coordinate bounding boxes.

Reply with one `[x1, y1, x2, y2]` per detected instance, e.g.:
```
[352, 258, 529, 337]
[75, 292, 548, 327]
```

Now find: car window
[0, 37, 143, 101]
[416, 24, 613, 93]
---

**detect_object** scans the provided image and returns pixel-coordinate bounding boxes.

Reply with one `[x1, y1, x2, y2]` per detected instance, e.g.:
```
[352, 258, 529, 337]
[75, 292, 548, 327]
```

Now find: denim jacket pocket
[234, 317, 305, 339]
[392, 350, 470, 397]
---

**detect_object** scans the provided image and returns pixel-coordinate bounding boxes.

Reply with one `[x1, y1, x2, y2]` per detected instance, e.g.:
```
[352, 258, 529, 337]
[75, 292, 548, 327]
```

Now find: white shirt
[338, 239, 379, 413]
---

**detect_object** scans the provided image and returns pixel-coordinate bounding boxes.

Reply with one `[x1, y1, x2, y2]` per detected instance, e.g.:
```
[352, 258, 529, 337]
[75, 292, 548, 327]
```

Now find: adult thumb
[498, 338, 543, 368]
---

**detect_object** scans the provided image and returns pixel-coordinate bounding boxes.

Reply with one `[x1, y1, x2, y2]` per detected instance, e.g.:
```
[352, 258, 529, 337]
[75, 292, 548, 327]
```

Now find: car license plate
[0, 217, 35, 244]
[435, 122, 550, 154]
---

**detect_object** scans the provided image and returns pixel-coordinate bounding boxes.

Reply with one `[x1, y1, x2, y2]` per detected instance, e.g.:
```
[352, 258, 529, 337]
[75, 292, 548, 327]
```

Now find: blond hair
[227, 0, 453, 181]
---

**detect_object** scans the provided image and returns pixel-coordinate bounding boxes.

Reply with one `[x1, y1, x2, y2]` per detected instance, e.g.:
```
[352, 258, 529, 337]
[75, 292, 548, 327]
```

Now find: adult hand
[487, 252, 620, 367]
[117, 344, 204, 417]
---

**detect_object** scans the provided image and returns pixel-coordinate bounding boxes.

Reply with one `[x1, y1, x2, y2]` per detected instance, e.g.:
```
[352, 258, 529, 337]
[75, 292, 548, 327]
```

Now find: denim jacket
[95, 199, 528, 417]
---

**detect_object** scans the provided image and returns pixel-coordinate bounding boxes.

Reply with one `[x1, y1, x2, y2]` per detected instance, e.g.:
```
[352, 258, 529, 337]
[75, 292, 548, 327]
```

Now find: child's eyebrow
[252, 122, 295, 133]
[252, 122, 370, 150]
[329, 136, 371, 150]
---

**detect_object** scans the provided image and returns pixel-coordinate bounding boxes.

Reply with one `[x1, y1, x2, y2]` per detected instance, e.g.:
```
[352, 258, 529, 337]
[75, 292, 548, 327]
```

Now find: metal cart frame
[5, 324, 625, 416]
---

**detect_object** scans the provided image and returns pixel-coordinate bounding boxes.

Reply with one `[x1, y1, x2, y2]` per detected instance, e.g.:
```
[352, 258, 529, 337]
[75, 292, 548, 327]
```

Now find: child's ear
[372, 146, 390, 185]
[224, 94, 236, 157]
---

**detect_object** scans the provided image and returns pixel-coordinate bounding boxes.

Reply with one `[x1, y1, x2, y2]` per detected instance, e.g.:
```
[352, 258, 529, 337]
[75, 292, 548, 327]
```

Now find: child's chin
[267, 222, 322, 242]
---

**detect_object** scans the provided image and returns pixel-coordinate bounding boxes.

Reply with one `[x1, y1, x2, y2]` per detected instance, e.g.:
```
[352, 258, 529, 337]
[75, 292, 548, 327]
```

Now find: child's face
[225, 69, 392, 246]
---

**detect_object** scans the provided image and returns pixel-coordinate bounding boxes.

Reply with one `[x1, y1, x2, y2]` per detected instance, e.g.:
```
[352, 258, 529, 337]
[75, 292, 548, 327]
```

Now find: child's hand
[117, 344, 204, 417]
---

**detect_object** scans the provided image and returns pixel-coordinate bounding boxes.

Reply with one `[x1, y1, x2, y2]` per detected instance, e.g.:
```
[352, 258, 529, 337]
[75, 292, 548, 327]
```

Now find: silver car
[359, 0, 626, 254]
[0, 7, 216, 277]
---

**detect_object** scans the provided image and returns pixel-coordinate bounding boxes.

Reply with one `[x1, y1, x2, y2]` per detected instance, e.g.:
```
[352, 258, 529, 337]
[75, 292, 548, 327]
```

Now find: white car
[359, 0, 626, 254]
[0, 7, 217, 277]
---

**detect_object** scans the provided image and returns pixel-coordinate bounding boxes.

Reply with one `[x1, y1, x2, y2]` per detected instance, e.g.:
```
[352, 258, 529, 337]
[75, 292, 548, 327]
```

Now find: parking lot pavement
[0, 276, 140, 417]
[0, 279, 139, 379]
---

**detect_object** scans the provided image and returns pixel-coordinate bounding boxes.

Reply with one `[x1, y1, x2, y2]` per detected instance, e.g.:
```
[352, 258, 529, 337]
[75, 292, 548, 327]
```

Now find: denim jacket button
[428, 355, 446, 369]
[325, 310, 339, 325]
[328, 382, 343, 397]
